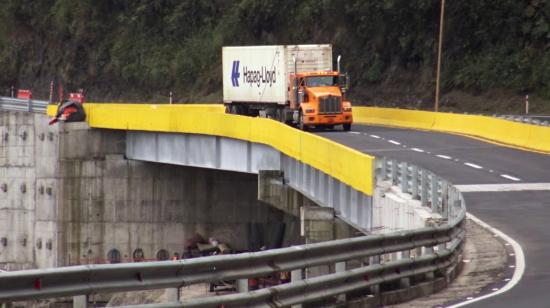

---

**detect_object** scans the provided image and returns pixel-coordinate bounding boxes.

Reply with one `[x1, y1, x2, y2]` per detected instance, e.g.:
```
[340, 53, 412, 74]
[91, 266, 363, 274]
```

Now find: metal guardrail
[376, 157, 464, 225]
[0, 96, 49, 113]
[495, 114, 550, 127]
[0, 157, 466, 307]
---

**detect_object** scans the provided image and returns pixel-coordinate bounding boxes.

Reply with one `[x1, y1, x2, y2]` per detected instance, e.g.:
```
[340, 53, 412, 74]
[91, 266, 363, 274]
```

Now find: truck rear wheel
[343, 123, 351, 131]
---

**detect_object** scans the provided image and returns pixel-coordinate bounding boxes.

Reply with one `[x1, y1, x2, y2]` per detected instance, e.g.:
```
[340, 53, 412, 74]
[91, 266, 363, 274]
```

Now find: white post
[165, 288, 180, 302]
[73, 295, 88, 308]
[170, 91, 173, 104]
[335, 262, 346, 303]
[291, 269, 303, 308]
[525, 94, 529, 114]
[237, 279, 248, 292]
[49, 81, 54, 103]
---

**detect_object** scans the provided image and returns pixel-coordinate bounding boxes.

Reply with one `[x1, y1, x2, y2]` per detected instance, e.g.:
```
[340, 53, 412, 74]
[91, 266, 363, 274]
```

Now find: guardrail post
[335, 261, 346, 303]
[237, 279, 248, 293]
[421, 170, 428, 207]
[424, 246, 435, 280]
[411, 165, 419, 199]
[291, 269, 304, 308]
[400, 162, 408, 193]
[391, 160, 398, 185]
[370, 255, 380, 295]
[399, 250, 411, 288]
[27, 98, 32, 112]
[441, 181, 449, 219]
[73, 295, 88, 308]
[379, 157, 387, 181]
[166, 288, 180, 302]
[431, 175, 439, 213]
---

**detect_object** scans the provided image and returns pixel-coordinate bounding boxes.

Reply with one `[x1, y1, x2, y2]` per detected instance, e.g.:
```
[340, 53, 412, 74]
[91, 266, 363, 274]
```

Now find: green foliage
[0, 0, 549, 100]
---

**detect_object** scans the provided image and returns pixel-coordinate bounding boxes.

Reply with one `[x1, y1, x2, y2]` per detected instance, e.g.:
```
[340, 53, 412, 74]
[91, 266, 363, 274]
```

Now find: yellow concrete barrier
[528, 125, 550, 152]
[46, 103, 225, 117]
[354, 107, 435, 130]
[48, 103, 374, 196]
[354, 106, 550, 153]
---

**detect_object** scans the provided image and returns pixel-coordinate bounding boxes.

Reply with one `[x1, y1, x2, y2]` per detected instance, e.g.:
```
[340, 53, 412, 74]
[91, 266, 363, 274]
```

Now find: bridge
[0, 97, 549, 307]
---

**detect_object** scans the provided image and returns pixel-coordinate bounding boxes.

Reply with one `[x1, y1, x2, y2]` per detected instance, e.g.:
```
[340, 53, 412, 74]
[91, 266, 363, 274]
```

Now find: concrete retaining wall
[0, 111, 299, 270]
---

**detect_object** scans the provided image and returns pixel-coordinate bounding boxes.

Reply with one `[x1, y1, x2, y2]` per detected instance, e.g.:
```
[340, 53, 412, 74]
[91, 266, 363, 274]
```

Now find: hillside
[0, 0, 549, 113]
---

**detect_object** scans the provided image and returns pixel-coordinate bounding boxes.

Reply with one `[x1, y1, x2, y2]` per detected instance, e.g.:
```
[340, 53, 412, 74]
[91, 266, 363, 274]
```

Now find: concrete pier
[0, 111, 299, 269]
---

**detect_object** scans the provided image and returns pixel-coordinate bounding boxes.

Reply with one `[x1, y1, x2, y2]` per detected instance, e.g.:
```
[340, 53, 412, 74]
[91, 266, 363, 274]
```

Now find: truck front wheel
[298, 112, 308, 131]
[343, 123, 351, 131]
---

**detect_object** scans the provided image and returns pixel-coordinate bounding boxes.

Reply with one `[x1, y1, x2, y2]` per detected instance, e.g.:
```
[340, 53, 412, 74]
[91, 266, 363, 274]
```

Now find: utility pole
[435, 0, 446, 112]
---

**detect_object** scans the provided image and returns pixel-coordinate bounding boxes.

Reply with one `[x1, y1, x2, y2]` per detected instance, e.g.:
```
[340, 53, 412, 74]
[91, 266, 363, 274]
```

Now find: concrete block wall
[0, 111, 299, 270]
[0, 112, 45, 270]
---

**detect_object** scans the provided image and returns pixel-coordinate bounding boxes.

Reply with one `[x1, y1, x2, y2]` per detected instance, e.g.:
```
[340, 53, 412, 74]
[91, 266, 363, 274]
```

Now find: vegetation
[0, 0, 549, 112]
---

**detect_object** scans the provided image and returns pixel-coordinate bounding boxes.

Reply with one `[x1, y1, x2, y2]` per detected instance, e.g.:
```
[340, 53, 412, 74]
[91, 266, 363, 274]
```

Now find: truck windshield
[305, 76, 337, 87]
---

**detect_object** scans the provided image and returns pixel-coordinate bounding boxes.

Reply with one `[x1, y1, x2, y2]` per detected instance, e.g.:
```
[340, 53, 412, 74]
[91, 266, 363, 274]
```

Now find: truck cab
[289, 71, 352, 131]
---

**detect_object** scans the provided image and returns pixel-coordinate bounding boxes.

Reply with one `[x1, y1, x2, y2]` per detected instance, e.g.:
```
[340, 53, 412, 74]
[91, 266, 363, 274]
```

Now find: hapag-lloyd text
[243, 66, 276, 88]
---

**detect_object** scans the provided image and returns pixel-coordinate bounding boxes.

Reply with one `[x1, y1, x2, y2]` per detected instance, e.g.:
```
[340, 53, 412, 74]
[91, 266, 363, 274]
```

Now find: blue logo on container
[231, 60, 240, 87]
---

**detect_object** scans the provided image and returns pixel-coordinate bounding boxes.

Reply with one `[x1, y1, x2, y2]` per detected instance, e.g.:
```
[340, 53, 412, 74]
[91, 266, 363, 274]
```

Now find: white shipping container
[223, 44, 332, 105]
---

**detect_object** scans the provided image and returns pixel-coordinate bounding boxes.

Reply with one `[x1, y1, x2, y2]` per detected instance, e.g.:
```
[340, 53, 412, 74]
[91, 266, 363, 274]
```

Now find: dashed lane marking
[388, 140, 401, 145]
[369, 135, 381, 139]
[436, 154, 452, 160]
[501, 174, 521, 181]
[464, 162, 483, 169]
[348, 131, 361, 135]
[411, 148, 424, 153]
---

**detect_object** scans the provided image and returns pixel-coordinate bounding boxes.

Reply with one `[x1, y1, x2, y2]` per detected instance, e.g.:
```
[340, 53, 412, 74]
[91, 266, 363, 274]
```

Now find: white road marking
[448, 213, 525, 307]
[455, 183, 550, 192]
[464, 162, 483, 169]
[369, 135, 381, 139]
[501, 174, 521, 181]
[388, 140, 401, 145]
[436, 154, 452, 160]
[411, 148, 424, 153]
[349, 131, 361, 135]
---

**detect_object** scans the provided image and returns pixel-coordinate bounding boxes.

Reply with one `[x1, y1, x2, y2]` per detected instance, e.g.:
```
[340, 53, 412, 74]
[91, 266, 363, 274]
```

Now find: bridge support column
[258, 170, 302, 216]
[301, 206, 334, 278]
[73, 295, 88, 308]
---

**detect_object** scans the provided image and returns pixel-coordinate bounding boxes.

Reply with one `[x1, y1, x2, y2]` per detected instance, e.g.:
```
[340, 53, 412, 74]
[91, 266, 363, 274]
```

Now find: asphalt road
[316, 124, 550, 307]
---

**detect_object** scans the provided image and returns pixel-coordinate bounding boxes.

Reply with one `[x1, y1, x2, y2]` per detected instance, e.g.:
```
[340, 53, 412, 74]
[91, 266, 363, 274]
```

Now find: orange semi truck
[222, 44, 353, 131]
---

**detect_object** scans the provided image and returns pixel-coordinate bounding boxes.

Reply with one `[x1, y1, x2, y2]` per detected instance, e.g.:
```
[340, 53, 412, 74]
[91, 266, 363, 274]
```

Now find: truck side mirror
[339, 74, 350, 93]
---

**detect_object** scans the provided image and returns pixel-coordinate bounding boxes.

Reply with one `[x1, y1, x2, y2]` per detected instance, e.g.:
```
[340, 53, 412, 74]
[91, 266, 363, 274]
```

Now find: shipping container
[223, 45, 332, 104]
